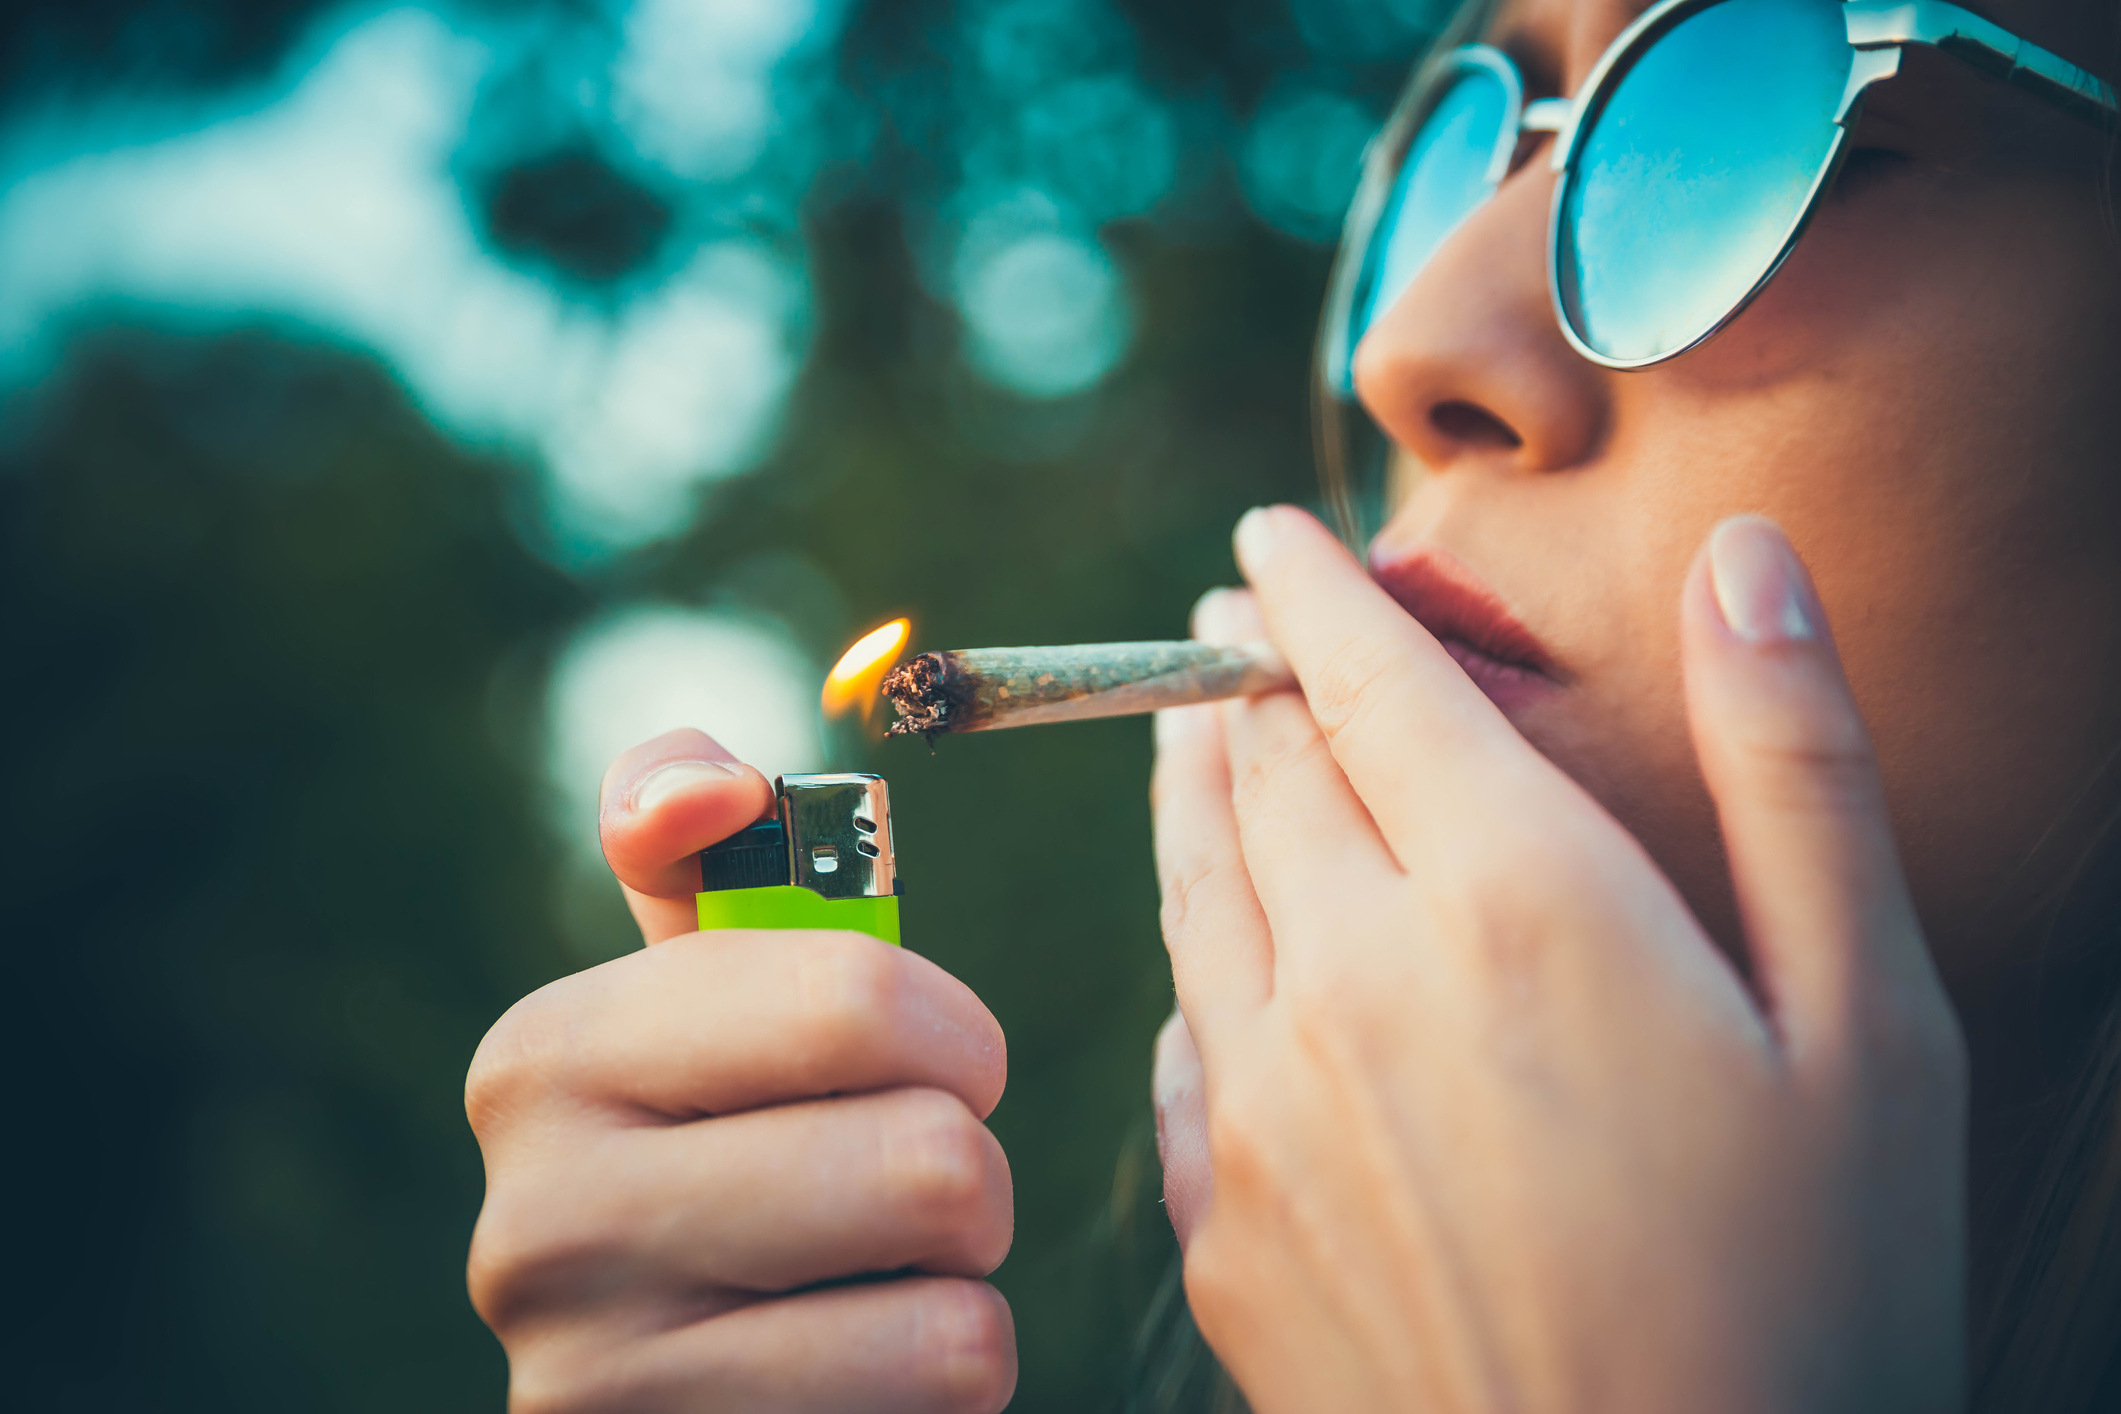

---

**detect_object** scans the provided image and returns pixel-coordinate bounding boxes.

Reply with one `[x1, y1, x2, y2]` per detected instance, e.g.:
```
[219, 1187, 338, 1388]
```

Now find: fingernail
[1153, 706, 1196, 749]
[631, 758, 737, 812]
[1152, 1010, 1203, 1107]
[1194, 586, 1249, 644]
[1190, 586, 1232, 639]
[1709, 516, 1815, 644]
[1233, 506, 1277, 569]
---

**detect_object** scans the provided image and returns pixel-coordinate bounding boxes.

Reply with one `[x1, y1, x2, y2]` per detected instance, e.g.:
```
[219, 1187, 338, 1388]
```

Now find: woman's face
[1354, 0, 2121, 1018]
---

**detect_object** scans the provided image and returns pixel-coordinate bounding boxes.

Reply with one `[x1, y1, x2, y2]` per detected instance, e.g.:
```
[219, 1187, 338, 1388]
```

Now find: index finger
[1232, 506, 1553, 859]
[1150, 699, 1272, 1065]
[469, 929, 1008, 1127]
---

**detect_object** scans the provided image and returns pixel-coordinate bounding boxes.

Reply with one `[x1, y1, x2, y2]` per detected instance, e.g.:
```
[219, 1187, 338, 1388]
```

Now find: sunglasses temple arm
[2003, 47, 2121, 128]
[1843, 0, 2119, 129]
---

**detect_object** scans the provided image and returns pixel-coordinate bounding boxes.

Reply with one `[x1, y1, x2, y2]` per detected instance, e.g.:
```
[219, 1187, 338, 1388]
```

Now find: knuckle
[466, 1187, 596, 1335]
[1201, 1072, 1279, 1201]
[1417, 823, 1613, 995]
[912, 1281, 1017, 1414]
[1275, 977, 1382, 1092]
[1434, 855, 1560, 978]
[1276, 975, 1353, 1057]
[465, 1209, 537, 1332]
[465, 1229, 514, 1331]
[1159, 854, 1238, 942]
[506, 1351, 614, 1414]
[466, 983, 579, 1136]
[1227, 729, 1334, 825]
[787, 933, 902, 1066]
[1305, 635, 1402, 738]
[504, 1361, 573, 1414]
[1734, 720, 1884, 820]
[1179, 1224, 1248, 1349]
[882, 1091, 997, 1231]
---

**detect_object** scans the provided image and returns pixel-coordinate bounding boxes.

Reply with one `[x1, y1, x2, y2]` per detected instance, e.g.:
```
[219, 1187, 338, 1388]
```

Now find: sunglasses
[1318, 0, 2119, 395]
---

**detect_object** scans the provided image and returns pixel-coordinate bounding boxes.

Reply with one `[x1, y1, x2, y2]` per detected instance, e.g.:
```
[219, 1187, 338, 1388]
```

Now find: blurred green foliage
[1, 328, 577, 1408]
[2, 184, 1322, 1407]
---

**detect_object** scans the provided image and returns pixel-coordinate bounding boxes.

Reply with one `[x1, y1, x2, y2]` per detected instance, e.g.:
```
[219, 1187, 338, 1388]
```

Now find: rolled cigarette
[881, 641, 1294, 737]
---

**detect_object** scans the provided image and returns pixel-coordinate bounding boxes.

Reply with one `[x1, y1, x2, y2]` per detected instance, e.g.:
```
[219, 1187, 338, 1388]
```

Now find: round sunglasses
[1318, 0, 2119, 394]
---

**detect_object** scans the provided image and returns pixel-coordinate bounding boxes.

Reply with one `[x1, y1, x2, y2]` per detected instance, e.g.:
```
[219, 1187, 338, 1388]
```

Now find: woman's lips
[1369, 548, 1562, 712]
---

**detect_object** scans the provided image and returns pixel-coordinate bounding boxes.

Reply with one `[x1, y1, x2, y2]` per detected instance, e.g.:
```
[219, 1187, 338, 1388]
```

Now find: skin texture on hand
[466, 729, 1018, 1413]
[1150, 508, 1968, 1414]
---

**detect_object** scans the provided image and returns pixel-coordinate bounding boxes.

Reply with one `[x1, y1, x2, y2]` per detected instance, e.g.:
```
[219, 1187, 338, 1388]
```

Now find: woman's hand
[1150, 510, 1967, 1414]
[466, 730, 1016, 1413]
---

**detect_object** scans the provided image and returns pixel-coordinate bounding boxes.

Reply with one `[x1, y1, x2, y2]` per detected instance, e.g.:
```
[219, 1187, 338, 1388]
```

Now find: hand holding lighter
[696, 773, 902, 945]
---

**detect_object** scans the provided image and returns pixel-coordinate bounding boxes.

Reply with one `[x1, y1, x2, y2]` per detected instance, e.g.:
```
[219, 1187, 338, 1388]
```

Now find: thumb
[600, 728, 776, 945]
[1681, 516, 1949, 1064]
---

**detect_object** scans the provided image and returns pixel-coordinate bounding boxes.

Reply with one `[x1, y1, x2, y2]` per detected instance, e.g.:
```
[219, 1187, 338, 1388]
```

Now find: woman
[463, 0, 2121, 1408]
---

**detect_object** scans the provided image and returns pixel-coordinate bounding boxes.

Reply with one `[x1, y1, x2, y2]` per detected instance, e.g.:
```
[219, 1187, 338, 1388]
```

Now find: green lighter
[695, 773, 902, 945]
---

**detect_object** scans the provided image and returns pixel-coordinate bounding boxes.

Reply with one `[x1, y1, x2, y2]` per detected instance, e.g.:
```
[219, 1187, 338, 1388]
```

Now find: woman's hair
[2055, 0, 2121, 239]
[1970, 8, 2121, 1410]
[1971, 786, 2121, 1411]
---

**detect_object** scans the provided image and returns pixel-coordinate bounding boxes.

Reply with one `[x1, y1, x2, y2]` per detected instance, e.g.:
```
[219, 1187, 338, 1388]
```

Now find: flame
[822, 617, 911, 720]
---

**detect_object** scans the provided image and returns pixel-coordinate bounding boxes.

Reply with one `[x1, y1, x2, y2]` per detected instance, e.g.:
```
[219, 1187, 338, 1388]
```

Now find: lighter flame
[822, 618, 911, 719]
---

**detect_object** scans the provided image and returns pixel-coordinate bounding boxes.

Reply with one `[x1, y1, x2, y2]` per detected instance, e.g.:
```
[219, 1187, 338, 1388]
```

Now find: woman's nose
[1349, 162, 1608, 475]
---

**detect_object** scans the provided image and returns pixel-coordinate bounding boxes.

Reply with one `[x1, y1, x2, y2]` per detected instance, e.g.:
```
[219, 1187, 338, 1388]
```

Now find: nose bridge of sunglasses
[1522, 97, 1572, 173]
[1522, 98, 1569, 131]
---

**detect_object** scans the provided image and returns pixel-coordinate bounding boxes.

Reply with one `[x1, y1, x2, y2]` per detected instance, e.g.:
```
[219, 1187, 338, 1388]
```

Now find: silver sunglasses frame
[1318, 44, 1530, 397]
[1318, 0, 2121, 384]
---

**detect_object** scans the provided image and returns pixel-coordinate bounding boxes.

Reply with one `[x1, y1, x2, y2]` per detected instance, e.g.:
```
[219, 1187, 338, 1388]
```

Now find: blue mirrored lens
[1555, 0, 1849, 364]
[1337, 65, 1510, 393]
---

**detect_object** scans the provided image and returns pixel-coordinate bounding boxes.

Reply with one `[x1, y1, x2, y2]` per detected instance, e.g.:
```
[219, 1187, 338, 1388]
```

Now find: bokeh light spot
[544, 605, 824, 864]
[1018, 74, 1178, 223]
[956, 228, 1132, 399]
[1240, 84, 1378, 243]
